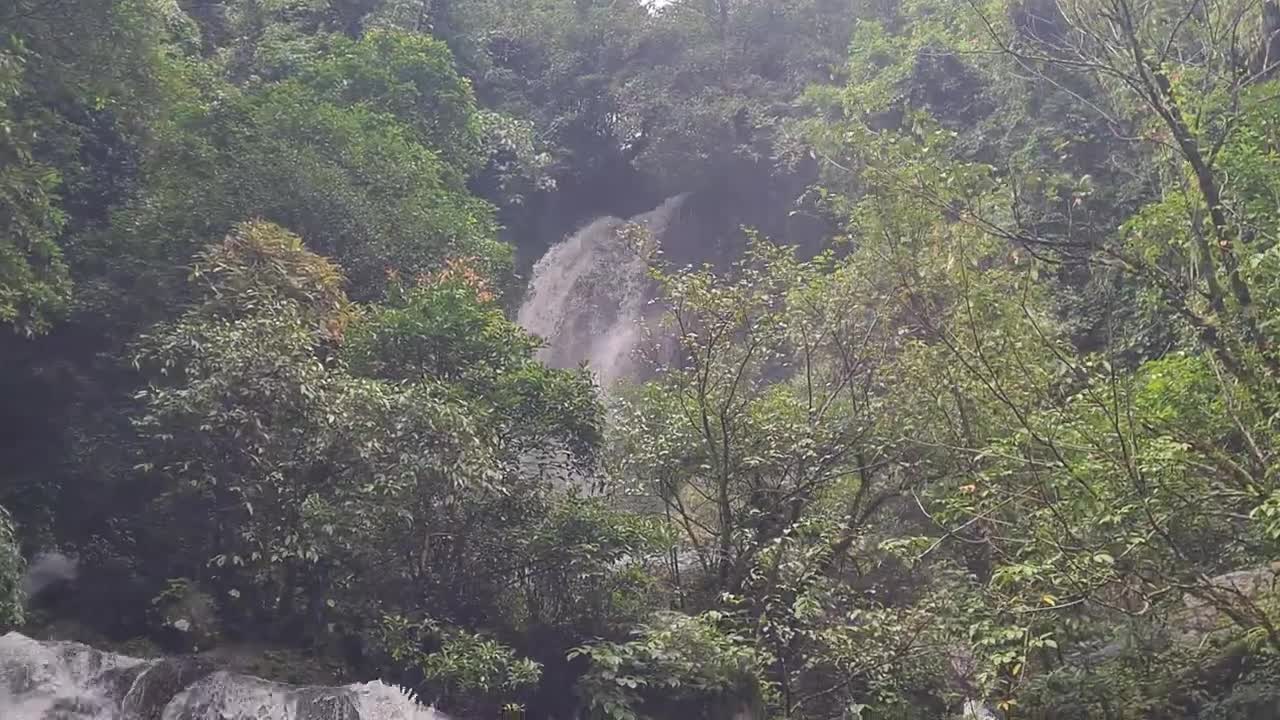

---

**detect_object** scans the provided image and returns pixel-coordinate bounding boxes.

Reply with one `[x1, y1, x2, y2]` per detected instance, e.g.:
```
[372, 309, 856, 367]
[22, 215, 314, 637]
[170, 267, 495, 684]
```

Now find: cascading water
[518, 194, 687, 387]
[0, 632, 447, 720]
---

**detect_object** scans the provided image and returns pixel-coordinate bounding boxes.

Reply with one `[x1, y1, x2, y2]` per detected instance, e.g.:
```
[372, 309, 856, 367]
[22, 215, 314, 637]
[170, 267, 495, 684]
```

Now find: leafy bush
[569, 611, 762, 720]
[378, 614, 541, 707]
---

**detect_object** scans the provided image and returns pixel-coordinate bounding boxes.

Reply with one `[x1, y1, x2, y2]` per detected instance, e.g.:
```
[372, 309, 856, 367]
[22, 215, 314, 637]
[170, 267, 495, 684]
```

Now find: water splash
[0, 632, 147, 719]
[350, 680, 446, 720]
[22, 552, 78, 599]
[0, 632, 447, 720]
[518, 195, 687, 387]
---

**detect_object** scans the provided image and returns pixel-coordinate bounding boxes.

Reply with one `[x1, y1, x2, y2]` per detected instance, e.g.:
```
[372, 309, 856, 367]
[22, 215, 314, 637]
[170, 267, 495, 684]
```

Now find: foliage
[344, 266, 536, 383]
[793, 0, 1280, 711]
[118, 219, 627, 716]
[0, 505, 23, 627]
[570, 611, 762, 720]
[190, 219, 354, 339]
[379, 614, 542, 704]
[295, 30, 484, 176]
[604, 238, 961, 716]
[343, 268, 603, 471]
[610, 240, 892, 596]
[130, 222, 496, 630]
[11, 0, 1280, 717]
[0, 41, 69, 336]
[423, 628, 543, 695]
[0, 0, 190, 335]
[106, 58, 505, 308]
[498, 497, 672, 636]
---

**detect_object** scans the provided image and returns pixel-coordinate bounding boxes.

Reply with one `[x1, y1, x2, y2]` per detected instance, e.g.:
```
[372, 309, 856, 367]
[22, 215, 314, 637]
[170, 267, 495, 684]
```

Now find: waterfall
[518, 194, 687, 387]
[0, 632, 447, 720]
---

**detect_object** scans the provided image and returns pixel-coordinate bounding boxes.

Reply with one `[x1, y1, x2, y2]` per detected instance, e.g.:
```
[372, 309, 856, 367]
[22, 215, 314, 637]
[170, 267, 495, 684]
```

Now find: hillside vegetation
[5, 0, 1280, 718]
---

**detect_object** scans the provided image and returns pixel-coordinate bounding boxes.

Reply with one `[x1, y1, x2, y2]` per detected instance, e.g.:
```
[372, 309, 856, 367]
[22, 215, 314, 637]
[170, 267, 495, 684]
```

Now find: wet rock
[162, 670, 361, 720]
[121, 657, 219, 720]
[1177, 562, 1280, 639]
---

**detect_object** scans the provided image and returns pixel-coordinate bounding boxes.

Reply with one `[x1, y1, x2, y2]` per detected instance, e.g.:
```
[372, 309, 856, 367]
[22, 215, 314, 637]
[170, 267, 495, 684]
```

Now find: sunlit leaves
[379, 614, 543, 703]
[0, 43, 70, 335]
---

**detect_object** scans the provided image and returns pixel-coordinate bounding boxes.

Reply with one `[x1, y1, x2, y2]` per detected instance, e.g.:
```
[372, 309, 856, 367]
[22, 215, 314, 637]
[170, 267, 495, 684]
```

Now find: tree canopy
[6, 0, 1280, 718]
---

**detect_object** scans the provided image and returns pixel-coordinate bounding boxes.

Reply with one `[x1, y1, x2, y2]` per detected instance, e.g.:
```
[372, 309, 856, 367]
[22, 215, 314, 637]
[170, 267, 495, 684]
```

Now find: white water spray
[22, 552, 78, 599]
[518, 195, 687, 387]
[0, 632, 447, 720]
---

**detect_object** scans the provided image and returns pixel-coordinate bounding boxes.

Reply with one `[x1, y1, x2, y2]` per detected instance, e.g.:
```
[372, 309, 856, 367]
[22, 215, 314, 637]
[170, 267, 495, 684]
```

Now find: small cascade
[0, 632, 448, 720]
[518, 194, 687, 387]
[0, 632, 151, 719]
[349, 680, 443, 720]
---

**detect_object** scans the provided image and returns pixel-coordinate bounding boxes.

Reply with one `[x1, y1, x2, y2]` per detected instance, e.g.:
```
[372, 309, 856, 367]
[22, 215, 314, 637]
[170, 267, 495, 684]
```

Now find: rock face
[1178, 561, 1280, 637]
[0, 632, 447, 720]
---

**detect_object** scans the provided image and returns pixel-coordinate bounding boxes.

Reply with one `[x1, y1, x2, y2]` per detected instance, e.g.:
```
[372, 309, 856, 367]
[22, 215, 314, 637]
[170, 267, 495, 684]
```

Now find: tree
[296, 30, 485, 176]
[96, 32, 505, 320]
[799, 0, 1280, 708]
[603, 240, 954, 718]
[121, 219, 661, 716]
[612, 242, 891, 596]
[15, 0, 1280, 716]
[0, 42, 69, 336]
[129, 220, 495, 635]
[0, 0, 189, 334]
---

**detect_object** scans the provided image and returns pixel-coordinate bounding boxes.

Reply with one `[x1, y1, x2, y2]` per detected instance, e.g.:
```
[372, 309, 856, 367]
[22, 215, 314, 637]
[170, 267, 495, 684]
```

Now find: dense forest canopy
[5, 0, 1280, 718]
